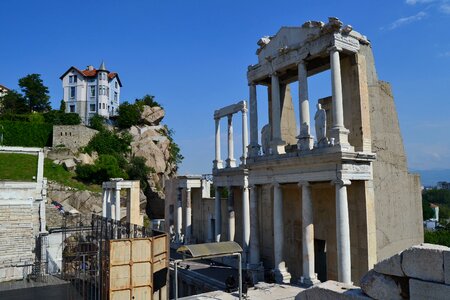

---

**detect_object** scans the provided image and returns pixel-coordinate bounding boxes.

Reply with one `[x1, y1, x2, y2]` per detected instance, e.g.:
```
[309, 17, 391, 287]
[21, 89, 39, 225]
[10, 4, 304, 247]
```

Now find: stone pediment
[256, 25, 322, 61]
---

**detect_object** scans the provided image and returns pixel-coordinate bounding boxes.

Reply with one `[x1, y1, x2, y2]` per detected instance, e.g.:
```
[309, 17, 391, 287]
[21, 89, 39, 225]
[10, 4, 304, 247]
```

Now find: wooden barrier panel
[108, 234, 168, 300]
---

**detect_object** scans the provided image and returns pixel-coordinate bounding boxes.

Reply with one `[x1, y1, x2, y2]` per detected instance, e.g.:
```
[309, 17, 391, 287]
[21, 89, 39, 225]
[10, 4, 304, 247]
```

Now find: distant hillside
[411, 169, 450, 187]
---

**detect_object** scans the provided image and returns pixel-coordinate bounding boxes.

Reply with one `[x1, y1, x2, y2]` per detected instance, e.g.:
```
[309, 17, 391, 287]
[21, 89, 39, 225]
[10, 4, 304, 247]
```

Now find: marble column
[215, 186, 222, 242]
[226, 115, 236, 167]
[299, 182, 320, 286]
[273, 183, 291, 283]
[330, 46, 350, 148]
[334, 179, 352, 284]
[176, 187, 183, 243]
[227, 186, 235, 241]
[249, 84, 260, 157]
[270, 73, 286, 155]
[241, 103, 249, 165]
[102, 188, 108, 218]
[115, 188, 121, 221]
[249, 185, 261, 265]
[214, 117, 223, 169]
[242, 177, 250, 263]
[297, 62, 314, 150]
[106, 189, 112, 219]
[185, 187, 192, 244]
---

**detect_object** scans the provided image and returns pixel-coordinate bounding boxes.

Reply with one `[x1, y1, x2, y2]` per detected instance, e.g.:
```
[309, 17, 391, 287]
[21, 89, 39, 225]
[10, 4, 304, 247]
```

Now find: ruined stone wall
[52, 125, 98, 151]
[360, 44, 424, 261]
[0, 182, 42, 282]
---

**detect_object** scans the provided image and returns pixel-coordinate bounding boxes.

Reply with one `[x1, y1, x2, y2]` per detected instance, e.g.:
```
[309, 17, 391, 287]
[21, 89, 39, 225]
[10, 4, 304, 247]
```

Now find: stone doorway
[314, 239, 327, 282]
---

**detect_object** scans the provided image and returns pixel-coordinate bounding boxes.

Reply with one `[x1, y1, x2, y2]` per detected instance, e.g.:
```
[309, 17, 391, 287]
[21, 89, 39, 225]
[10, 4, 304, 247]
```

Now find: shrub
[0, 120, 52, 147]
[75, 155, 127, 183]
[43, 111, 81, 125]
[89, 114, 106, 132]
[424, 229, 450, 247]
[127, 156, 153, 189]
[84, 130, 132, 156]
[117, 102, 142, 129]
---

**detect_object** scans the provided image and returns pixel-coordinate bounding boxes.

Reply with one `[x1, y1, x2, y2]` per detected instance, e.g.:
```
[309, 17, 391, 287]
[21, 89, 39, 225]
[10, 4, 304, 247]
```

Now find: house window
[115, 81, 118, 88]
[102, 103, 105, 109]
[69, 105, 75, 113]
[90, 86, 95, 97]
[114, 92, 117, 101]
[69, 75, 77, 83]
[107, 87, 110, 96]
[90, 104, 96, 112]
[70, 86, 76, 98]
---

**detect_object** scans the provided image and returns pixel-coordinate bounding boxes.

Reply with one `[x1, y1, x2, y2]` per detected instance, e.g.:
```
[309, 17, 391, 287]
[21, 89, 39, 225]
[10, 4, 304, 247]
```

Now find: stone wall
[0, 181, 44, 282]
[52, 125, 98, 151]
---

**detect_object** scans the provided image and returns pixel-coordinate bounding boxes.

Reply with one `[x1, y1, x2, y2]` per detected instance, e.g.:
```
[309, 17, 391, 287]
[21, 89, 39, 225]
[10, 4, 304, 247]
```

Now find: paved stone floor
[179, 282, 304, 300]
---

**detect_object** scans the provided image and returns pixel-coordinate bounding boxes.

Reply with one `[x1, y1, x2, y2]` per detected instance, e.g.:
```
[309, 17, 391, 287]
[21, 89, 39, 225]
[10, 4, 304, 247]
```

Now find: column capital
[214, 116, 221, 121]
[186, 187, 191, 192]
[269, 71, 279, 77]
[271, 182, 280, 188]
[297, 60, 306, 67]
[227, 114, 233, 120]
[332, 179, 351, 186]
[248, 82, 257, 87]
[328, 45, 343, 52]
[298, 181, 311, 187]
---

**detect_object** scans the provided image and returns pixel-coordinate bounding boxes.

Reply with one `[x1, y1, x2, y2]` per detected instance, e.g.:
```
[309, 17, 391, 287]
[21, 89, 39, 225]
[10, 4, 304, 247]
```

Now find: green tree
[0, 90, 28, 114]
[59, 100, 66, 112]
[127, 156, 153, 189]
[117, 102, 142, 129]
[18, 74, 51, 112]
[89, 114, 106, 132]
[136, 94, 162, 109]
[423, 200, 434, 220]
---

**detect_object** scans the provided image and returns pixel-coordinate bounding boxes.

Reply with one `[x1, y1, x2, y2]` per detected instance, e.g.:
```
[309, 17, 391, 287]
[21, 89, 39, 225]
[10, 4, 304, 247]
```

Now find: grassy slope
[0, 153, 37, 181]
[0, 153, 100, 192]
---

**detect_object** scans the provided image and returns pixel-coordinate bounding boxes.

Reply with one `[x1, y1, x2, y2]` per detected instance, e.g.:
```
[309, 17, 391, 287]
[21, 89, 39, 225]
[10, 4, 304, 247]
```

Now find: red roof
[60, 66, 122, 87]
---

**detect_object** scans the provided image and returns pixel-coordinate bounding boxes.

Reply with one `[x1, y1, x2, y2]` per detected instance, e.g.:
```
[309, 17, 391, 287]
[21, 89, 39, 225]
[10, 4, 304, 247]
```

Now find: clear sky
[1, 0, 449, 175]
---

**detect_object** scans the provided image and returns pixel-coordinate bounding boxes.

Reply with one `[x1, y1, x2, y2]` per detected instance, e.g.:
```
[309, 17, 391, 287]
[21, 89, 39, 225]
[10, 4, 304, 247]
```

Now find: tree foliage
[75, 155, 127, 184]
[84, 130, 132, 156]
[0, 90, 28, 114]
[43, 111, 81, 125]
[126, 156, 154, 189]
[18, 74, 51, 112]
[424, 229, 450, 247]
[89, 114, 107, 132]
[117, 102, 142, 129]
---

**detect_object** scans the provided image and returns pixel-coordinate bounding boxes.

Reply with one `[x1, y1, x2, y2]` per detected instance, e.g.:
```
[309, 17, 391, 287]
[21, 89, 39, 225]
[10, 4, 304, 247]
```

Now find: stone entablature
[52, 125, 98, 151]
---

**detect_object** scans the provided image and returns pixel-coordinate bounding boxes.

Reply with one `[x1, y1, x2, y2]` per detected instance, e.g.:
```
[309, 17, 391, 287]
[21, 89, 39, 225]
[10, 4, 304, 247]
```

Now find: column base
[274, 267, 291, 284]
[247, 263, 265, 284]
[297, 135, 314, 151]
[248, 144, 261, 157]
[330, 127, 354, 152]
[225, 158, 236, 168]
[213, 159, 223, 169]
[299, 275, 321, 287]
[270, 140, 286, 155]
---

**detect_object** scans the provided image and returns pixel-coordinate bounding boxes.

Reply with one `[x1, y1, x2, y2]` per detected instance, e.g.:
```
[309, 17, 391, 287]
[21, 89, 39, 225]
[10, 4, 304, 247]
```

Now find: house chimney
[87, 65, 94, 71]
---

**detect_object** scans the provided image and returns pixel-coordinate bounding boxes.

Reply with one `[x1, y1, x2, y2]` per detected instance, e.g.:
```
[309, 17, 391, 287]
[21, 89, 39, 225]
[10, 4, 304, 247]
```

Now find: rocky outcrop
[141, 106, 165, 125]
[127, 105, 177, 218]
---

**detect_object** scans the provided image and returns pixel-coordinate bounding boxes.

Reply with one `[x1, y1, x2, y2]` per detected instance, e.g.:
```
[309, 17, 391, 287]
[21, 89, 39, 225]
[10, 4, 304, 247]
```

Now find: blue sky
[1, 0, 450, 175]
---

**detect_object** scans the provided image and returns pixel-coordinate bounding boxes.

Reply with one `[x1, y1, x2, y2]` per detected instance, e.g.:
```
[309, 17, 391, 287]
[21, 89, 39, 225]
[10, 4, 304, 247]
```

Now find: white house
[60, 62, 122, 124]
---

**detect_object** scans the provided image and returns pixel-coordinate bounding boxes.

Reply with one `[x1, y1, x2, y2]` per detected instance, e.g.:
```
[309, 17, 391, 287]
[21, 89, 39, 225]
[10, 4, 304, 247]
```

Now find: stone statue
[314, 103, 328, 146]
[261, 124, 271, 155]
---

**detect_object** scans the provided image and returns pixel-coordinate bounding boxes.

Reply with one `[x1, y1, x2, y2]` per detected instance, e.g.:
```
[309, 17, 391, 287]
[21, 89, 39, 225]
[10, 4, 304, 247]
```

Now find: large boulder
[141, 106, 165, 125]
[402, 243, 449, 283]
[374, 252, 404, 277]
[360, 270, 404, 300]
